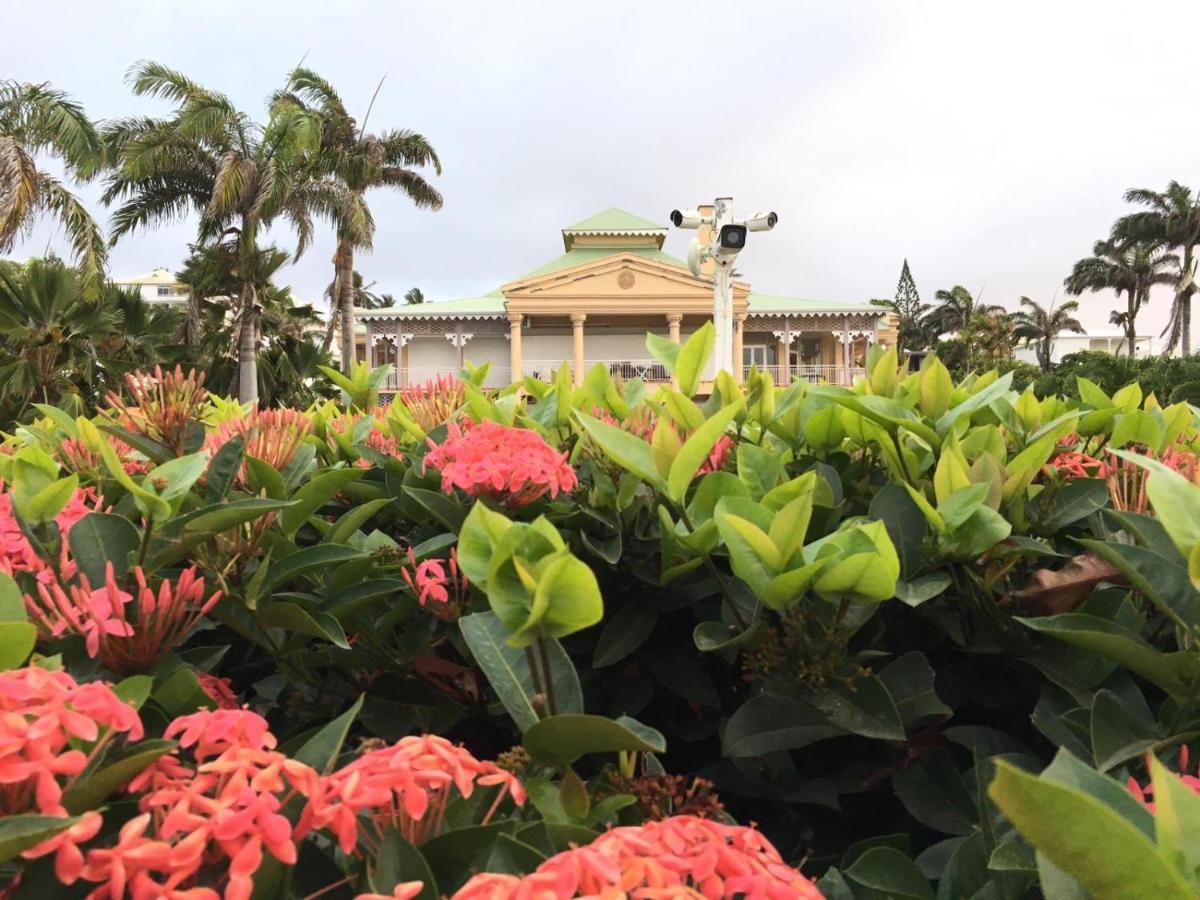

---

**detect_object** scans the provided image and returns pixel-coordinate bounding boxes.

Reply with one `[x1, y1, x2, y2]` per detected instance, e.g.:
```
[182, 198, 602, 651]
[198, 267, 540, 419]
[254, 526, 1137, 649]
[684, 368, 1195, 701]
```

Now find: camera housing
[715, 223, 747, 256]
[669, 209, 708, 229]
[744, 211, 778, 232]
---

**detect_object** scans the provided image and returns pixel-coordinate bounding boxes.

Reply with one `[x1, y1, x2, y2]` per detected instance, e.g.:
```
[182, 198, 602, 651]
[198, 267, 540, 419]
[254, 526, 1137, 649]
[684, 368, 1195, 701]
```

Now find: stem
[537, 637, 558, 716]
[524, 645, 546, 715]
[136, 518, 155, 570]
[673, 503, 749, 630]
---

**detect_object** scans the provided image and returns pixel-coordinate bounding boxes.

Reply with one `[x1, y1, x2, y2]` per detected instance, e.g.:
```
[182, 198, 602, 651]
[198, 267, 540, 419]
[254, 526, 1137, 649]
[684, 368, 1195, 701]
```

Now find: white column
[508, 313, 523, 380]
[570, 313, 587, 387]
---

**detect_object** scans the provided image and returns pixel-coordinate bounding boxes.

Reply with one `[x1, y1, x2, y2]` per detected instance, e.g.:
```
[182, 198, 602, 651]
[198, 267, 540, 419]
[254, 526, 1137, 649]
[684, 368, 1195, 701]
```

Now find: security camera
[714, 223, 747, 257]
[744, 211, 778, 232]
[670, 209, 707, 229]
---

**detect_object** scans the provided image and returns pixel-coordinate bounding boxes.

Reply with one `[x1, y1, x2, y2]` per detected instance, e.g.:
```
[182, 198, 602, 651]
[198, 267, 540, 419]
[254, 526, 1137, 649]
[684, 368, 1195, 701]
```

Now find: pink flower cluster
[25, 564, 221, 675]
[397, 374, 466, 431]
[453, 816, 822, 900]
[400, 547, 468, 620]
[0, 667, 143, 882]
[0, 486, 100, 582]
[57, 435, 151, 478]
[424, 420, 577, 507]
[297, 733, 526, 853]
[205, 408, 313, 485]
[327, 414, 402, 467]
[106, 366, 209, 457]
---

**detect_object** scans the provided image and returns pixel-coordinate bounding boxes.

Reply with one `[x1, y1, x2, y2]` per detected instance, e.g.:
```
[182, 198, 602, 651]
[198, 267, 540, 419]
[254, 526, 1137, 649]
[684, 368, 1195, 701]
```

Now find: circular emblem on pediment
[617, 270, 636, 290]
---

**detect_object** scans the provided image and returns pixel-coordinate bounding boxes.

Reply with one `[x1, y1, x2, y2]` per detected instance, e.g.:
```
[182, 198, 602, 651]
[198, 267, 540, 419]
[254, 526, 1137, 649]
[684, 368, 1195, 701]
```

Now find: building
[112, 268, 190, 306]
[1012, 331, 1153, 365]
[355, 208, 893, 390]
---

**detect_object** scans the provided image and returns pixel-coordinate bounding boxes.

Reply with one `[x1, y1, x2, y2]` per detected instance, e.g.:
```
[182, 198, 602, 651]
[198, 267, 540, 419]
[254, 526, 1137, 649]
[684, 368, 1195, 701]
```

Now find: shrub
[1, 335, 1199, 897]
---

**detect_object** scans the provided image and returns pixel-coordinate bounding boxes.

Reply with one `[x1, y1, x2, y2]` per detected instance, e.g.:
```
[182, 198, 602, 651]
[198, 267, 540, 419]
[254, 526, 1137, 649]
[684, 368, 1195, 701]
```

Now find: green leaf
[68, 513, 141, 585]
[264, 544, 367, 594]
[894, 572, 952, 606]
[574, 412, 666, 491]
[0, 815, 82, 863]
[845, 846, 934, 900]
[325, 498, 393, 545]
[459, 612, 582, 732]
[666, 402, 741, 502]
[1111, 448, 1200, 557]
[812, 675, 905, 741]
[258, 601, 350, 649]
[722, 693, 846, 757]
[935, 372, 1014, 435]
[869, 483, 926, 580]
[918, 358, 953, 419]
[879, 651, 952, 730]
[1018, 613, 1200, 698]
[292, 695, 364, 774]
[676, 320, 714, 396]
[279, 467, 366, 537]
[988, 760, 1194, 900]
[145, 451, 209, 506]
[22, 473, 79, 524]
[0, 622, 36, 670]
[374, 829, 438, 900]
[1091, 688, 1160, 771]
[153, 667, 216, 715]
[0, 572, 24, 621]
[62, 739, 176, 814]
[182, 498, 294, 534]
[245, 455, 286, 500]
[646, 331, 682, 372]
[593, 605, 658, 667]
[204, 436, 244, 500]
[523, 713, 666, 765]
[1150, 754, 1200, 884]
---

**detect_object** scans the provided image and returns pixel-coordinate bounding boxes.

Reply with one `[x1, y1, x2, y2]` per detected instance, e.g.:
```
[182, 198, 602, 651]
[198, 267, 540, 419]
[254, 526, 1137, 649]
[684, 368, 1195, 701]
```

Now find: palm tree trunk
[1182, 245, 1194, 356]
[338, 239, 355, 373]
[321, 248, 342, 353]
[1128, 294, 1138, 358]
[238, 284, 259, 404]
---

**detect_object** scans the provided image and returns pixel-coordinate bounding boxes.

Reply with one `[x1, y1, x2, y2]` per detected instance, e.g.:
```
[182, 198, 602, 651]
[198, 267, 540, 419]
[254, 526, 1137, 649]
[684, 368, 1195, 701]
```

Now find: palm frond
[378, 165, 443, 210]
[32, 173, 108, 300]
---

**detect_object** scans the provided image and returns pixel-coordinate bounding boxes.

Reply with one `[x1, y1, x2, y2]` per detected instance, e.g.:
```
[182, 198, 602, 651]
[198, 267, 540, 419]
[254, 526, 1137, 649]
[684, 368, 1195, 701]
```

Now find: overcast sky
[7, 0, 1200, 339]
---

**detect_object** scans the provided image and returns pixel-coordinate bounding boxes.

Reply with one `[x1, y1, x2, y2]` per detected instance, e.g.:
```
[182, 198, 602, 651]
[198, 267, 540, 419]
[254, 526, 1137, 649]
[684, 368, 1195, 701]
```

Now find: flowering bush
[3, 342, 1200, 898]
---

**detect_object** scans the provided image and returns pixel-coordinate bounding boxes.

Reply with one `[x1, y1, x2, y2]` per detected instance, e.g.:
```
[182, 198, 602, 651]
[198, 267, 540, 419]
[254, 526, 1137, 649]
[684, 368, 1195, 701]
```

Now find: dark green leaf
[292, 695, 364, 774]
[593, 605, 657, 667]
[523, 713, 666, 764]
[69, 513, 141, 584]
[63, 739, 176, 814]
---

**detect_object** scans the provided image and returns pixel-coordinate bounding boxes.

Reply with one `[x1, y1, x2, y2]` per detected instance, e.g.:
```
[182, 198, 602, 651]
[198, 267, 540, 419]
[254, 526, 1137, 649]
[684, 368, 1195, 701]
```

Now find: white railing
[380, 366, 512, 391]
[522, 359, 674, 382]
[745, 364, 864, 386]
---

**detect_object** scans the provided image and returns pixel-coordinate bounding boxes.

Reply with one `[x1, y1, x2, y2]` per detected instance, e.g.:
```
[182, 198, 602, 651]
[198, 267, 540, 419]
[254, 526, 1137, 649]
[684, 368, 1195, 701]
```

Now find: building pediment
[501, 253, 749, 315]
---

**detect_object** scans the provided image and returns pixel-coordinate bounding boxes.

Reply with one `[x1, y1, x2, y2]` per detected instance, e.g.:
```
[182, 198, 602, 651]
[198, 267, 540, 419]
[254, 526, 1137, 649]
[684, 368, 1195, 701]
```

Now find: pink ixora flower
[423, 420, 577, 507]
[79, 709, 317, 900]
[452, 815, 823, 900]
[1128, 745, 1200, 813]
[0, 666, 143, 881]
[106, 365, 209, 457]
[400, 547, 469, 620]
[398, 374, 466, 431]
[24, 563, 221, 676]
[297, 733, 525, 854]
[205, 407, 313, 486]
[0, 485, 101, 582]
[56, 435, 151, 478]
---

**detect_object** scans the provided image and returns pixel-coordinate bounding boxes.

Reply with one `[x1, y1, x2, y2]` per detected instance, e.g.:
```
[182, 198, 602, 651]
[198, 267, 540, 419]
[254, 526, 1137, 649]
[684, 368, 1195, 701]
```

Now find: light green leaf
[574, 412, 666, 491]
[666, 402, 741, 502]
[676, 321, 715, 396]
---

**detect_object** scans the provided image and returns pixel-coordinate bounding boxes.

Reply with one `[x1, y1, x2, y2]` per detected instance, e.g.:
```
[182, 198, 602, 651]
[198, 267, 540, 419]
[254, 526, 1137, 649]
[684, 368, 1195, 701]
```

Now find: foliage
[1010, 296, 1086, 372]
[871, 258, 932, 356]
[0, 330, 1193, 897]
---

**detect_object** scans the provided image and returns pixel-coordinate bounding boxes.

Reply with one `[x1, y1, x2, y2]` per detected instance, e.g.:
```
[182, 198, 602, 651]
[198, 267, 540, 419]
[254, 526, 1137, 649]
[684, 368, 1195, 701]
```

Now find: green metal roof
[512, 246, 688, 282]
[357, 290, 506, 318]
[562, 208, 667, 233]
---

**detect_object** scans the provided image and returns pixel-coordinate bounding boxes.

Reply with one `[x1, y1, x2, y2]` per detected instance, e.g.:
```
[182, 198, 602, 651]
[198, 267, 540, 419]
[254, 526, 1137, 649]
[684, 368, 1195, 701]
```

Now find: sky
[7, 0, 1200, 342]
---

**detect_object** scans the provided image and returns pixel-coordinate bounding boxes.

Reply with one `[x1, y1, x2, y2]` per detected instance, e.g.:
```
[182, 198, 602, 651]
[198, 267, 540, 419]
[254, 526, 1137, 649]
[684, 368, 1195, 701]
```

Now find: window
[743, 345, 777, 369]
[1089, 338, 1110, 351]
[157, 286, 170, 297]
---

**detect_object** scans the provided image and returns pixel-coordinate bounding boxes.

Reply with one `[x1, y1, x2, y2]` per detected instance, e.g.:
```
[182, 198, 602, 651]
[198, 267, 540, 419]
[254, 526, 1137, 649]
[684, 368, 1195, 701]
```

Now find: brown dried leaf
[1007, 553, 1126, 616]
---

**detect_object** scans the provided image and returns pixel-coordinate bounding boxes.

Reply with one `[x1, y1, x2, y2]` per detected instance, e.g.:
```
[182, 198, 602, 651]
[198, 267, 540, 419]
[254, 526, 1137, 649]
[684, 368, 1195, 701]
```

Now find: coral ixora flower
[423, 420, 577, 507]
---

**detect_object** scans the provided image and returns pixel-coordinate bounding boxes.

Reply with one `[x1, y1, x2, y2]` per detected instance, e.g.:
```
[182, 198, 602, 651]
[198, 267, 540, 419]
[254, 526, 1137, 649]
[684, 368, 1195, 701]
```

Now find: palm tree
[1065, 239, 1177, 357]
[101, 62, 368, 402]
[1010, 297, 1085, 371]
[0, 82, 107, 299]
[273, 67, 442, 372]
[1111, 182, 1200, 355]
[403, 287, 424, 306]
[928, 285, 1005, 338]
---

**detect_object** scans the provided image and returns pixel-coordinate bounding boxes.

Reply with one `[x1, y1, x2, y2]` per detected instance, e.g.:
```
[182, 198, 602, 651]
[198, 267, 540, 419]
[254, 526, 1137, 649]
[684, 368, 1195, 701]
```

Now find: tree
[1065, 238, 1177, 357]
[1111, 182, 1200, 355]
[1010, 297, 1085, 371]
[870, 259, 930, 355]
[404, 287, 425, 306]
[101, 62, 368, 403]
[274, 67, 442, 373]
[928, 285, 1005, 338]
[0, 257, 179, 420]
[0, 82, 107, 299]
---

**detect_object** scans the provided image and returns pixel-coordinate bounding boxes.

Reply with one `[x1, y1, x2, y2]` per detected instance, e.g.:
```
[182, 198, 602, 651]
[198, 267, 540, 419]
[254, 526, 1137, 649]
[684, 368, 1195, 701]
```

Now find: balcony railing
[378, 362, 865, 390]
[380, 365, 512, 391]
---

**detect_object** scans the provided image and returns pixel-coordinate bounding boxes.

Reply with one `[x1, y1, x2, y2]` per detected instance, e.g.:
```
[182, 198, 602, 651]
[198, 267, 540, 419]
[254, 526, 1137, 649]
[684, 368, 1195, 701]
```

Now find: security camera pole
[670, 198, 777, 379]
